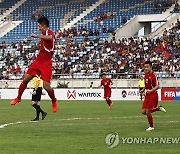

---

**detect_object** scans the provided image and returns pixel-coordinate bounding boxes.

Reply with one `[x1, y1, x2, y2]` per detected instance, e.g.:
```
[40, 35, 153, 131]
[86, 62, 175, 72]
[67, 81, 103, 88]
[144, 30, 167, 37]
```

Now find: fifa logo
[67, 90, 76, 99]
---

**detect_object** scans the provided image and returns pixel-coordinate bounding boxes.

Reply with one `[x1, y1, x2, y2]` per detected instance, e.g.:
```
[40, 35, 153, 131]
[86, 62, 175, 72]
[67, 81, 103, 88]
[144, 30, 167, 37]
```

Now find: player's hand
[31, 33, 39, 38]
[32, 91, 36, 95]
[146, 89, 152, 94]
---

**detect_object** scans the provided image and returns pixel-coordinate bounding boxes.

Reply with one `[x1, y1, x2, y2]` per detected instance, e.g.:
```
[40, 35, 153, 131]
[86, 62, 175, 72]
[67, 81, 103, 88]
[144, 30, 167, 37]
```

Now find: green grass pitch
[0, 100, 180, 154]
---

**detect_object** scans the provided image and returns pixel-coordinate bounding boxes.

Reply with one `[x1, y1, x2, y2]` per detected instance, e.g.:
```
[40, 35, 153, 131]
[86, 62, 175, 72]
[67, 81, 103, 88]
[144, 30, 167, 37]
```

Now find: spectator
[122, 17, 127, 24]
[173, 1, 179, 12]
[16, 65, 21, 75]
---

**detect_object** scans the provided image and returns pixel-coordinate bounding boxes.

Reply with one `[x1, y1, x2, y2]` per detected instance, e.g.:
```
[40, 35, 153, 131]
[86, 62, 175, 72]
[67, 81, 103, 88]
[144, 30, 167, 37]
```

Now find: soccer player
[100, 73, 113, 108]
[10, 17, 58, 112]
[138, 75, 145, 101]
[140, 61, 166, 131]
[31, 76, 47, 121]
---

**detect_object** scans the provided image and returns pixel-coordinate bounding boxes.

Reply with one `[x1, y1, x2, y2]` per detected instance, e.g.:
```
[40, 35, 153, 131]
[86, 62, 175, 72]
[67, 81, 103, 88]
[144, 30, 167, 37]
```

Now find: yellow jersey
[32, 77, 43, 88]
[138, 79, 145, 88]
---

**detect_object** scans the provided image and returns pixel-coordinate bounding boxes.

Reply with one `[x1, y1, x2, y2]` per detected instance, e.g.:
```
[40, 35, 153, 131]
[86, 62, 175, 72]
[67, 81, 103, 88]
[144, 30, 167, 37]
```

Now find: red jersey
[144, 71, 159, 91]
[101, 78, 112, 90]
[36, 29, 55, 62]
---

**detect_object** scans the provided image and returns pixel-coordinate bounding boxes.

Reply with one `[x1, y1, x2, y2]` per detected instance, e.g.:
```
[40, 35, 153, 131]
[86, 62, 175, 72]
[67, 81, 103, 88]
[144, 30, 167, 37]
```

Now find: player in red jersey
[100, 73, 113, 108]
[140, 61, 166, 131]
[10, 17, 58, 112]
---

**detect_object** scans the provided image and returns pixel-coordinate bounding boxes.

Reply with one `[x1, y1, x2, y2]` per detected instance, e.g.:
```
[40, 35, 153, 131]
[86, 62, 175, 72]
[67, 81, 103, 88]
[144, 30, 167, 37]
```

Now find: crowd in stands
[55, 27, 100, 39]
[153, 0, 178, 12]
[55, 26, 115, 39]
[94, 12, 114, 22]
[0, 19, 179, 79]
[54, 19, 180, 78]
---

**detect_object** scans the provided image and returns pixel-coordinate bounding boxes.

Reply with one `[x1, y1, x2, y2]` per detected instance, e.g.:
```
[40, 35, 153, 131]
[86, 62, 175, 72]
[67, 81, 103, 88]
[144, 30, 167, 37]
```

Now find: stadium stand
[0, 0, 177, 41]
[0, 0, 97, 41]
[0, 0, 19, 15]
[0, 19, 179, 79]
[0, 0, 179, 80]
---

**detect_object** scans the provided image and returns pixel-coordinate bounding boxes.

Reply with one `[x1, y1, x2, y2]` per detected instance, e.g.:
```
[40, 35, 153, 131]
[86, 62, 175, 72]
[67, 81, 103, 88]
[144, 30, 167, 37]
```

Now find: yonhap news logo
[105, 133, 119, 148]
[67, 90, 101, 99]
[105, 133, 180, 148]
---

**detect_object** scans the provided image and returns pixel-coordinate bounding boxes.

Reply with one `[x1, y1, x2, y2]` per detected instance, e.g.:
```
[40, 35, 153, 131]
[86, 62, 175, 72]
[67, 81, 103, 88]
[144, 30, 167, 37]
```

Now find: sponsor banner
[161, 88, 180, 101]
[0, 89, 161, 101]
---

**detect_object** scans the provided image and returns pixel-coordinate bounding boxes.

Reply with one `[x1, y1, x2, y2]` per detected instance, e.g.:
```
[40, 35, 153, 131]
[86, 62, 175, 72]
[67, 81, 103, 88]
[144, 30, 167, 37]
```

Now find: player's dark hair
[101, 73, 106, 78]
[37, 17, 49, 27]
[145, 61, 152, 67]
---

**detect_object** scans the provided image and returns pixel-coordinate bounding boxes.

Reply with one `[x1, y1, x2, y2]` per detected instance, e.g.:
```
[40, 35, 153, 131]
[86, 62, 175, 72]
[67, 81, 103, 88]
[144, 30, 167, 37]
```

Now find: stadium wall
[0, 88, 162, 101]
[0, 79, 179, 89]
[1, 88, 180, 101]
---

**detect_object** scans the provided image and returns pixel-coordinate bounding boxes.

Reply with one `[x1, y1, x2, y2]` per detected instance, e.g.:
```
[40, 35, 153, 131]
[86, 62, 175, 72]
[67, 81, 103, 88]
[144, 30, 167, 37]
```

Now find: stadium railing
[0, 73, 180, 89]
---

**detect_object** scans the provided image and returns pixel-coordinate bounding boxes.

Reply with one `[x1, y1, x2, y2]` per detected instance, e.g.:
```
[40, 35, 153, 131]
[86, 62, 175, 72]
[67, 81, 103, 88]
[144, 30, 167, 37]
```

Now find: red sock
[17, 82, 27, 99]
[147, 114, 153, 127]
[151, 107, 159, 113]
[48, 88, 56, 102]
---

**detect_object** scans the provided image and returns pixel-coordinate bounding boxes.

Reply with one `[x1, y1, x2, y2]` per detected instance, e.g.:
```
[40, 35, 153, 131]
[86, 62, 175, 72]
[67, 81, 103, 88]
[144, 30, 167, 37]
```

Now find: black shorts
[32, 87, 42, 101]
[139, 87, 144, 91]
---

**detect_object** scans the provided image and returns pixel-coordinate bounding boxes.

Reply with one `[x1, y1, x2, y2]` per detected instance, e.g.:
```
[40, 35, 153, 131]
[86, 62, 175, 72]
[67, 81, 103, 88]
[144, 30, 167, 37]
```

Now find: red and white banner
[161, 88, 180, 101]
[0, 89, 161, 101]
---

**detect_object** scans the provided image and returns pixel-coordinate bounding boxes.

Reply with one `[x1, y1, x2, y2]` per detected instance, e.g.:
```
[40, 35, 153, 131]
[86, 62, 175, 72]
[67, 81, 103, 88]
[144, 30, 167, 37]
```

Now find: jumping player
[141, 61, 166, 131]
[100, 73, 113, 108]
[10, 17, 58, 112]
[31, 76, 47, 121]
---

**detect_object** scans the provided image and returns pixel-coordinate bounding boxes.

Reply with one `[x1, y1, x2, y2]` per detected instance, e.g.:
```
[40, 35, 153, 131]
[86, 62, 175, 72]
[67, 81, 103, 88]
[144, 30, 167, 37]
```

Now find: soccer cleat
[158, 105, 166, 113]
[10, 98, 21, 105]
[42, 112, 47, 120]
[31, 118, 39, 121]
[146, 127, 154, 131]
[52, 99, 58, 112]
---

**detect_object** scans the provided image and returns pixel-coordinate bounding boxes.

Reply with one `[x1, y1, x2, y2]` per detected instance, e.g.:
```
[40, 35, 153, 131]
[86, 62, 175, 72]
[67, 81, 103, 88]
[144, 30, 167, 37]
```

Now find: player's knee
[31, 102, 35, 106]
[142, 109, 146, 115]
[146, 110, 151, 115]
[142, 111, 146, 115]
[106, 97, 109, 101]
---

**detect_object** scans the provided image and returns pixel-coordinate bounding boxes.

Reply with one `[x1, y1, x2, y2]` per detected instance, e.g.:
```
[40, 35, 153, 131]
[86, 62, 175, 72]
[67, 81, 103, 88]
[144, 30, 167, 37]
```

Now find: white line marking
[0, 116, 178, 129]
[0, 121, 38, 129]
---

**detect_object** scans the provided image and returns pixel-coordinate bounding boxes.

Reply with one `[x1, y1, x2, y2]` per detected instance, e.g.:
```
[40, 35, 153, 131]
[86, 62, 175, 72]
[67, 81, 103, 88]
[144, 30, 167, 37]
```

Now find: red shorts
[142, 92, 158, 110]
[26, 60, 52, 82]
[104, 89, 111, 98]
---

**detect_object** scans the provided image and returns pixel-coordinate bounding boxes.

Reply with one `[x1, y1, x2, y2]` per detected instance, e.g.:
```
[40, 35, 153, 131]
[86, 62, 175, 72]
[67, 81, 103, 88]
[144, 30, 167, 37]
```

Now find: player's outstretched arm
[31, 33, 52, 40]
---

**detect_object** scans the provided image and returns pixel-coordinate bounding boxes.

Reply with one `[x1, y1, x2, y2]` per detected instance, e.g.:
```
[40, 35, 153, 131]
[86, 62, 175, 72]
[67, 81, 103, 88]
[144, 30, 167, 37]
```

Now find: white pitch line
[52, 115, 174, 122]
[0, 116, 178, 129]
[0, 121, 38, 129]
